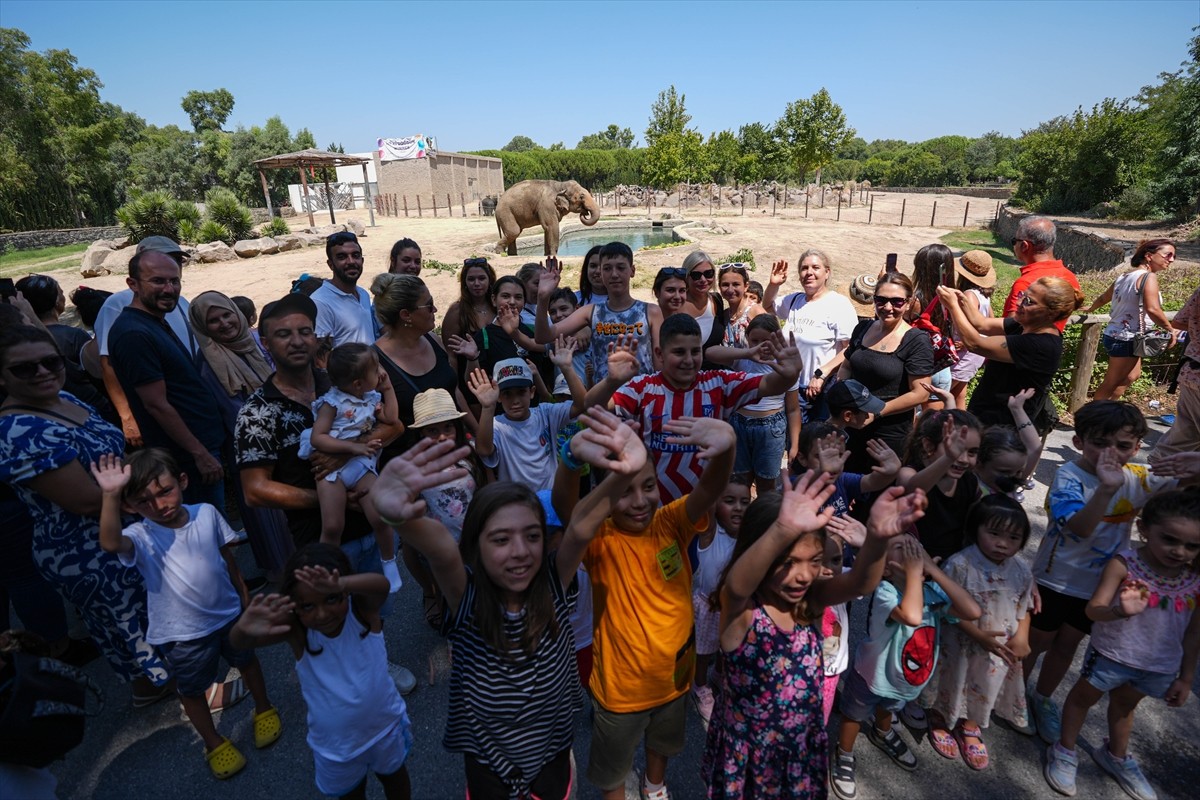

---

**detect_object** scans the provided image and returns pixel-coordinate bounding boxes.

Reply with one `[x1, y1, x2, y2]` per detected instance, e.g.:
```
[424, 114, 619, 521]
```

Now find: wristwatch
[812, 369, 824, 380]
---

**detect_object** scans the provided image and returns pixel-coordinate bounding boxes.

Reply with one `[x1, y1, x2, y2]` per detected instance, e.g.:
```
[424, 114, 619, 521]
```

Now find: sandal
[205, 676, 247, 713]
[253, 706, 283, 749]
[955, 724, 989, 770]
[205, 737, 246, 779]
[928, 724, 960, 760]
[423, 592, 444, 630]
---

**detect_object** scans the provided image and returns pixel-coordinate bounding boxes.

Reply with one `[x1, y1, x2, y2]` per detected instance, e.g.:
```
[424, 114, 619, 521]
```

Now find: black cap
[826, 379, 885, 414]
[260, 293, 318, 328]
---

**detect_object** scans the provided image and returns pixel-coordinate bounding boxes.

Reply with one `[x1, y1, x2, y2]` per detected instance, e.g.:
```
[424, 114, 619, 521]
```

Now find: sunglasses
[657, 267, 687, 279]
[5, 355, 65, 379]
[328, 231, 359, 245]
[719, 262, 748, 272]
[689, 269, 715, 281]
[463, 257, 489, 268]
[873, 296, 908, 308]
[1017, 293, 1039, 308]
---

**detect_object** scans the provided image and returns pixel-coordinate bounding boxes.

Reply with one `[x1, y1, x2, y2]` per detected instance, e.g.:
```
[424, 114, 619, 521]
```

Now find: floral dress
[702, 603, 827, 799]
[921, 545, 1032, 729]
[0, 393, 167, 683]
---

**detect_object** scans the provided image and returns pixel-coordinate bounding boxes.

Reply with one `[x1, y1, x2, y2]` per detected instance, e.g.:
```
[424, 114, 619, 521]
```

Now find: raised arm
[755, 330, 802, 399]
[467, 368, 499, 459]
[762, 259, 789, 317]
[1082, 281, 1115, 314]
[548, 335, 587, 416]
[89, 453, 134, 555]
[581, 335, 641, 410]
[1064, 447, 1124, 539]
[897, 416, 970, 493]
[534, 261, 590, 343]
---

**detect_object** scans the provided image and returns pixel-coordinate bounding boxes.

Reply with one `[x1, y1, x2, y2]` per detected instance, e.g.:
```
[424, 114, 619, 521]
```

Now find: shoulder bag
[1132, 273, 1172, 359]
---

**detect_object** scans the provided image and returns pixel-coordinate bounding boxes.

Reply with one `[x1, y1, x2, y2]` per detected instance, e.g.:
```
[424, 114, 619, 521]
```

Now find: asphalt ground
[32, 417, 1200, 799]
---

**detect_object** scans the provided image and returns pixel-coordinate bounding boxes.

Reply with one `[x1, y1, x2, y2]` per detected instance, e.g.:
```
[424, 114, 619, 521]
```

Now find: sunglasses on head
[873, 295, 908, 308]
[657, 267, 687, 279]
[719, 262, 748, 272]
[463, 257, 488, 268]
[4, 355, 65, 379]
[21, 274, 55, 289]
[689, 268, 715, 281]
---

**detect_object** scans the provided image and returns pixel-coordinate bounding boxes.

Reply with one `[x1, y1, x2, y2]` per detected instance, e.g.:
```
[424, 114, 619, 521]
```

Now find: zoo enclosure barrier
[371, 190, 494, 219]
[1060, 311, 1180, 412]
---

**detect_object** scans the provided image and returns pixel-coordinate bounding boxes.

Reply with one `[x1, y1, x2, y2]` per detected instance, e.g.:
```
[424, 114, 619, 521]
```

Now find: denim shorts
[157, 617, 255, 697]
[1081, 645, 1175, 699]
[930, 366, 952, 391]
[732, 410, 787, 480]
[838, 663, 908, 723]
[1102, 334, 1137, 358]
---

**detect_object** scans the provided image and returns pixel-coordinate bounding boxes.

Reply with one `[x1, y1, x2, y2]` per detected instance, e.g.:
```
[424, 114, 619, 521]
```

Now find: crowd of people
[1, 215, 1199, 800]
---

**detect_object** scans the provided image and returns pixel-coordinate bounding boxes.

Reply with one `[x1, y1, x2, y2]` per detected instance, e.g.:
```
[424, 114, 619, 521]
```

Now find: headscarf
[188, 291, 273, 397]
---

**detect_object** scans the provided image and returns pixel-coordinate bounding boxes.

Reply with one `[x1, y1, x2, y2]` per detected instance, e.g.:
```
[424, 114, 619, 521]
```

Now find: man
[1003, 216, 1081, 333]
[310, 231, 375, 346]
[93, 236, 198, 446]
[107, 250, 226, 507]
[234, 294, 416, 692]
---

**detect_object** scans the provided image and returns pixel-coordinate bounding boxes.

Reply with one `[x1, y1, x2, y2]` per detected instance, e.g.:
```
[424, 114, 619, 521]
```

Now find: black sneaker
[867, 724, 918, 771]
[830, 749, 857, 800]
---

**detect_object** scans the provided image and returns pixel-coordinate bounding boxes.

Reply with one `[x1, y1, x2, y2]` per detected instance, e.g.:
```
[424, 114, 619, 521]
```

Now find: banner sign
[377, 135, 437, 162]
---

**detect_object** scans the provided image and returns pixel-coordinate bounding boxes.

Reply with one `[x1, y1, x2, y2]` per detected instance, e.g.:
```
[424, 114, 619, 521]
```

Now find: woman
[939, 275, 1083, 433]
[908, 243, 958, 407]
[763, 250, 859, 422]
[718, 263, 765, 348]
[836, 272, 934, 471]
[388, 237, 422, 276]
[441, 258, 497, 412]
[1086, 238, 1177, 400]
[653, 267, 688, 320]
[189, 291, 293, 578]
[947, 250, 997, 410]
[1149, 283, 1200, 469]
[577, 245, 607, 308]
[0, 325, 169, 701]
[681, 250, 727, 358]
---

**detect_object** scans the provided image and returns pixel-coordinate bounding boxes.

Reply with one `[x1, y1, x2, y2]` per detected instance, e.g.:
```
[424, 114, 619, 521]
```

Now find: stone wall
[870, 186, 1013, 199]
[375, 152, 504, 213]
[0, 225, 124, 254]
[992, 207, 1128, 273]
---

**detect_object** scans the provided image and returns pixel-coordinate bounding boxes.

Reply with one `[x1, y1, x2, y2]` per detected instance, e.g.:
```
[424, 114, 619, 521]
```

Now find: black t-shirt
[47, 323, 115, 423]
[376, 335, 460, 460]
[967, 317, 1063, 428]
[913, 471, 981, 562]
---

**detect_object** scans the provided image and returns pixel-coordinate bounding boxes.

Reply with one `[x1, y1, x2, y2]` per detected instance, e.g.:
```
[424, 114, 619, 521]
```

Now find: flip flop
[955, 724, 989, 770]
[929, 725, 960, 760]
[206, 737, 246, 779]
[253, 706, 283, 749]
[423, 592, 444, 630]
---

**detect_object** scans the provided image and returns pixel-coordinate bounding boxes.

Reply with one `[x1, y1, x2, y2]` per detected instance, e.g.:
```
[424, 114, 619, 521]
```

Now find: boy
[548, 286, 592, 391]
[92, 449, 280, 778]
[1025, 400, 1177, 745]
[583, 416, 737, 800]
[603, 313, 804, 501]
[831, 536, 981, 800]
[535, 242, 662, 384]
[746, 280, 764, 308]
[794, 422, 902, 519]
[826, 379, 886, 432]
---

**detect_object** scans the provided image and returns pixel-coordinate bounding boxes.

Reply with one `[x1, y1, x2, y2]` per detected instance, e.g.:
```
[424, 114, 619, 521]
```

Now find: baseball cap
[260, 293, 318, 328]
[826, 379, 885, 414]
[493, 358, 533, 391]
[536, 489, 563, 528]
[135, 236, 187, 259]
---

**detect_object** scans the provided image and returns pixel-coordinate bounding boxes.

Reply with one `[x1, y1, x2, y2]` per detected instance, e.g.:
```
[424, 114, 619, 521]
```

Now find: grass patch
[939, 229, 1021, 316]
[0, 242, 89, 277]
[639, 240, 688, 251]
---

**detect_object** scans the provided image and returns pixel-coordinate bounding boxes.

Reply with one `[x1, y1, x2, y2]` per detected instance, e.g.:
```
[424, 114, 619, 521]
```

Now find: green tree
[127, 124, 204, 199]
[223, 116, 298, 205]
[502, 135, 538, 152]
[736, 122, 786, 182]
[859, 156, 892, 184]
[884, 149, 943, 186]
[916, 135, 971, 185]
[775, 88, 856, 184]
[644, 86, 691, 148]
[577, 124, 635, 150]
[642, 87, 707, 188]
[548, 142, 565, 151]
[706, 130, 739, 185]
[1151, 31, 1200, 215]
[181, 88, 234, 133]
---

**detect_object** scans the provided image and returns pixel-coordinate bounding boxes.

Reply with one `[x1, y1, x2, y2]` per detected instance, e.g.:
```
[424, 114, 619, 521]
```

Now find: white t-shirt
[311, 281, 375, 346]
[693, 526, 737, 598]
[775, 291, 857, 386]
[95, 289, 197, 357]
[480, 401, 574, 491]
[117, 503, 241, 644]
[734, 358, 799, 413]
[1103, 269, 1158, 341]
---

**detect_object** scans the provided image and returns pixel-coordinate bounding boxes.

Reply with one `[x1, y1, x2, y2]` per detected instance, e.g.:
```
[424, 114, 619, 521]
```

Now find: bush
[1111, 185, 1161, 220]
[721, 248, 756, 268]
[197, 220, 232, 245]
[261, 217, 290, 237]
[116, 191, 200, 243]
[204, 187, 254, 243]
[178, 218, 198, 245]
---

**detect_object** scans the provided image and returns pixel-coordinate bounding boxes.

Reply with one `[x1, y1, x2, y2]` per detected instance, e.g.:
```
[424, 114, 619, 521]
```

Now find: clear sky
[5, 0, 1198, 153]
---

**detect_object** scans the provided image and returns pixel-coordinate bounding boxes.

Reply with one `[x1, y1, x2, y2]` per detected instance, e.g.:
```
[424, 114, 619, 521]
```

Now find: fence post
[868, 194, 874, 224]
[848, 186, 852, 208]
[994, 200, 1001, 222]
[1068, 319, 1103, 411]
[416, 196, 422, 217]
[432, 195, 437, 217]
[783, 182, 788, 209]
[448, 193, 453, 216]
[900, 198, 906, 226]
[772, 191, 777, 217]
[930, 201, 937, 227]
[804, 192, 809, 218]
[403, 195, 409, 217]
[963, 201, 970, 227]
[741, 192, 745, 215]
[837, 195, 842, 221]
[646, 188, 651, 216]
[461, 192, 466, 216]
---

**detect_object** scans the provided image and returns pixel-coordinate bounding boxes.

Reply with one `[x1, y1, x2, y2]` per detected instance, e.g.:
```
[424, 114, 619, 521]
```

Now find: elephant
[495, 179, 600, 256]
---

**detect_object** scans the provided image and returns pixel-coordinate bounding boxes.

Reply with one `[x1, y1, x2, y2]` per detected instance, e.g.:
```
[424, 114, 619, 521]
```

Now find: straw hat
[956, 250, 996, 289]
[411, 388, 466, 428]
[847, 273, 878, 315]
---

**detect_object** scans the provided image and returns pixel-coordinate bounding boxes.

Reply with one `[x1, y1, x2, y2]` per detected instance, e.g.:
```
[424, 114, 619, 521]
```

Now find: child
[304, 343, 403, 592]
[975, 388, 1042, 502]
[583, 416, 738, 800]
[746, 280, 764, 308]
[691, 475, 749, 728]
[922, 495, 1036, 770]
[1044, 489, 1200, 800]
[373, 408, 647, 799]
[704, 315, 801, 496]
[831, 535, 981, 800]
[1025, 401, 1176, 746]
[470, 349, 585, 492]
[92, 449, 280, 779]
[548, 287, 592, 387]
[825, 378, 886, 432]
[607, 313, 804, 502]
[794, 422, 902, 519]
[820, 517, 870, 724]
[702, 477, 928, 799]
[232, 544, 412, 799]
[448, 276, 549, 385]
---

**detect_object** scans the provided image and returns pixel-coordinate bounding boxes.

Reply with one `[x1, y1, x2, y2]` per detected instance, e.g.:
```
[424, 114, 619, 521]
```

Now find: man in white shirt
[310, 231, 375, 346]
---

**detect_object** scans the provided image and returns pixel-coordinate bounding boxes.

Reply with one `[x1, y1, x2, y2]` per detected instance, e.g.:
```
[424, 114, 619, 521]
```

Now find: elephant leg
[508, 239, 518, 256]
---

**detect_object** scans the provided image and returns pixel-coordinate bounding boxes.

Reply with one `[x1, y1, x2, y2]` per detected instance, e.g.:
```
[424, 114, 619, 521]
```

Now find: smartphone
[885, 253, 898, 272]
[0, 278, 15, 301]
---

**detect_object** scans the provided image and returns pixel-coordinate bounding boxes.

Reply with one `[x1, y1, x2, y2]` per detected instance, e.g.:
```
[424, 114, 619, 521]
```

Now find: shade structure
[252, 148, 375, 227]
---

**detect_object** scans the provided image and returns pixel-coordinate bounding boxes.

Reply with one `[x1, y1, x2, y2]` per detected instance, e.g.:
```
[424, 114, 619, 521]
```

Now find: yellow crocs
[253, 706, 282, 748]
[206, 738, 246, 779]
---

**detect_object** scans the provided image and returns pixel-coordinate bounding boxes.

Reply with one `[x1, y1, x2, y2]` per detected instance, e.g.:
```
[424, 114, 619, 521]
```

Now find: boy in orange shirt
[583, 415, 735, 800]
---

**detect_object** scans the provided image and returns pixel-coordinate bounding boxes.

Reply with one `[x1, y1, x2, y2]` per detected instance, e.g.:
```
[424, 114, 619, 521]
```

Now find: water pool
[517, 226, 679, 257]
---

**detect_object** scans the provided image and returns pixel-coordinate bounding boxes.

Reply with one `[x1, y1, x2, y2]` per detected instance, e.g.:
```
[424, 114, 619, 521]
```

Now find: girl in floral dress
[701, 473, 924, 799]
[923, 495, 1034, 770]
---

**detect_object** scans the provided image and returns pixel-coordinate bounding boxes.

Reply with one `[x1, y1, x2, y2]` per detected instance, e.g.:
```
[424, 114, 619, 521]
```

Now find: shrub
[116, 191, 200, 243]
[721, 248, 756, 268]
[197, 220, 233, 245]
[178, 218, 198, 245]
[204, 187, 254, 243]
[1111, 185, 1161, 220]
[262, 217, 290, 237]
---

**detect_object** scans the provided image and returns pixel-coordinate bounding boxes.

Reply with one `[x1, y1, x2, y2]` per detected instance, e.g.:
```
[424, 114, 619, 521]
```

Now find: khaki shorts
[587, 694, 688, 791]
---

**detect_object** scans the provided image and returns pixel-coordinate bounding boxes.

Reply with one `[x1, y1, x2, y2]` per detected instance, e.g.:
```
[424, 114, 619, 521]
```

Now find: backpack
[910, 296, 960, 372]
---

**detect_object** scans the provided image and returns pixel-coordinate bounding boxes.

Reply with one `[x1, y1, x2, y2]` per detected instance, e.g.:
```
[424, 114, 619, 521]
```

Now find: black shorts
[1030, 583, 1093, 635]
[464, 747, 571, 800]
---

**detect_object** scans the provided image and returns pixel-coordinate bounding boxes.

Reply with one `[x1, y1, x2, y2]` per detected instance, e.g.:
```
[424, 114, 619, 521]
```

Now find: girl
[231, 544, 413, 800]
[577, 245, 607, 308]
[441, 257, 497, 362]
[947, 250, 997, 410]
[373, 409, 646, 800]
[692, 475, 750, 729]
[908, 243, 957, 409]
[923, 495, 1035, 770]
[975, 389, 1041, 503]
[304, 343, 402, 592]
[1045, 489, 1200, 800]
[701, 475, 928, 799]
[898, 410, 983, 564]
[448, 276, 547, 384]
[820, 515, 869, 725]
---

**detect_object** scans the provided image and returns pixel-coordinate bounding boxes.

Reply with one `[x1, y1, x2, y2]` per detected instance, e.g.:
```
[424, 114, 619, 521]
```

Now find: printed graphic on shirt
[657, 542, 684, 581]
[902, 626, 936, 685]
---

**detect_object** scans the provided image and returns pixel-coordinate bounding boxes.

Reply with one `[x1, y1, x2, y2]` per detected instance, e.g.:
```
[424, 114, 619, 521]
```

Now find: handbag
[910, 296, 960, 372]
[1131, 273, 1172, 358]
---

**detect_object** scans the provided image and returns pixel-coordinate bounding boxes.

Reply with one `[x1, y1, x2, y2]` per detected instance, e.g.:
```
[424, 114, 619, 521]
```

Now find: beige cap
[847, 273, 878, 315]
[957, 249, 996, 289]
[411, 388, 466, 428]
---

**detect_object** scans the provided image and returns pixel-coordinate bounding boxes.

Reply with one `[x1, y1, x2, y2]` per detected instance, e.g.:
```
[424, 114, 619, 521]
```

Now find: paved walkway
[42, 418, 1199, 799]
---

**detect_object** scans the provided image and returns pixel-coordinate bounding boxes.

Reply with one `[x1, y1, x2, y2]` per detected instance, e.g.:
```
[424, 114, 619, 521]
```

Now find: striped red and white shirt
[613, 370, 763, 501]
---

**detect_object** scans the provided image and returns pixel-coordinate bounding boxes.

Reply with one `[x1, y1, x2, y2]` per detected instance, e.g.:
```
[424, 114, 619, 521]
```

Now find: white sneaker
[382, 558, 403, 593]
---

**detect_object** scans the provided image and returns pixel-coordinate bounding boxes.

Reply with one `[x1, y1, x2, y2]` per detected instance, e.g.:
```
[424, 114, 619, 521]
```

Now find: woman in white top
[761, 248, 858, 422]
[1085, 238, 1177, 400]
[682, 250, 727, 359]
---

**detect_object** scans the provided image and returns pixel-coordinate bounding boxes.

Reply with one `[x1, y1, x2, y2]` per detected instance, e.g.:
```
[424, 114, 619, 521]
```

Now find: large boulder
[80, 242, 115, 275]
[275, 235, 305, 252]
[345, 218, 365, 236]
[100, 247, 133, 272]
[303, 223, 346, 237]
[233, 237, 279, 258]
[193, 241, 237, 263]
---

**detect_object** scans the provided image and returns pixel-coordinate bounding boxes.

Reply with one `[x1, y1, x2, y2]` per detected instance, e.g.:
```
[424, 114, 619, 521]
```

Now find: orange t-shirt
[584, 497, 708, 713]
[1003, 260, 1080, 333]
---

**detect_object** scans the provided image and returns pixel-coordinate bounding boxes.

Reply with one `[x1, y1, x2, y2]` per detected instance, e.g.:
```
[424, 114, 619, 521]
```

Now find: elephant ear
[555, 190, 571, 215]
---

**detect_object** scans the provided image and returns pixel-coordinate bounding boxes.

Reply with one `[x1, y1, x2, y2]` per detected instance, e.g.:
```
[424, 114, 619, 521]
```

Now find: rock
[81, 242, 115, 273]
[100, 247, 133, 272]
[296, 233, 324, 247]
[233, 237, 278, 258]
[663, 193, 679, 208]
[304, 224, 346, 237]
[275, 235, 304, 252]
[345, 218, 365, 236]
[193, 241, 237, 263]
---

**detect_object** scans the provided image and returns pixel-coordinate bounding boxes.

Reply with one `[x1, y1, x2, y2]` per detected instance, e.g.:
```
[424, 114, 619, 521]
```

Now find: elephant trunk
[579, 196, 600, 226]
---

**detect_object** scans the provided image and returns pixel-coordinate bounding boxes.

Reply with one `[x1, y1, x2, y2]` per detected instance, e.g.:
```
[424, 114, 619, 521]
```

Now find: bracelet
[559, 433, 585, 472]
[1015, 421, 1034, 431]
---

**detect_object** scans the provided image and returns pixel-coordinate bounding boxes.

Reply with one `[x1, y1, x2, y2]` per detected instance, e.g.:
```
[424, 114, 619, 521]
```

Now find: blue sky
[5, 0, 1198, 153]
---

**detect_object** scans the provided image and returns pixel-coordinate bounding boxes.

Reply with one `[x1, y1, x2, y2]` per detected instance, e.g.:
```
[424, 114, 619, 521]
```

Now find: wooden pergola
[252, 148, 375, 228]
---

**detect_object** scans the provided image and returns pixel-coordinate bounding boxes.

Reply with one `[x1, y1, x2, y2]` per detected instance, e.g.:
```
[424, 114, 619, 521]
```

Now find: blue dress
[0, 393, 167, 683]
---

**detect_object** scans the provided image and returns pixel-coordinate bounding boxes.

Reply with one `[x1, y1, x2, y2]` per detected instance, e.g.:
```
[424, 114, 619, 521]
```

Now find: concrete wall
[374, 152, 504, 213]
[0, 225, 124, 254]
[870, 186, 1014, 199]
[992, 207, 1128, 273]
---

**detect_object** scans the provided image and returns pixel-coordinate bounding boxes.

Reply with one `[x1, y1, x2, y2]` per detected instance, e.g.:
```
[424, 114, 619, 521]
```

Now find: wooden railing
[1064, 311, 1179, 412]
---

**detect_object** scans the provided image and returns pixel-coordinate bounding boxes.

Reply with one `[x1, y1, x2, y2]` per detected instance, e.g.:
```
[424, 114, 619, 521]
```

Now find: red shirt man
[1002, 216, 1080, 333]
